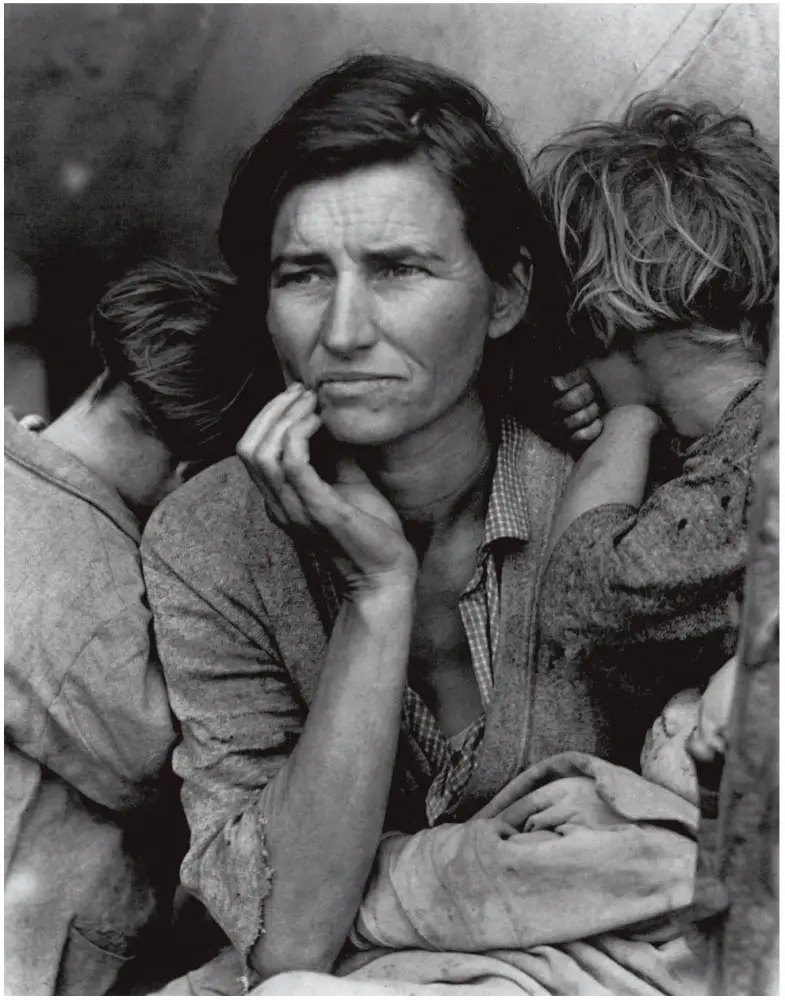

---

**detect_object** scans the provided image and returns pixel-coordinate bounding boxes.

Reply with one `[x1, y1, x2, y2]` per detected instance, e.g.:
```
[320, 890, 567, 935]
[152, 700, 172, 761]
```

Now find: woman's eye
[273, 270, 324, 288]
[376, 262, 423, 279]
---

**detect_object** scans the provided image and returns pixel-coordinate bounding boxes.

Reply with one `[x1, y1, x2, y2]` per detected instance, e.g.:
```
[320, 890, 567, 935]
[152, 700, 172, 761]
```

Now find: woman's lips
[318, 375, 401, 397]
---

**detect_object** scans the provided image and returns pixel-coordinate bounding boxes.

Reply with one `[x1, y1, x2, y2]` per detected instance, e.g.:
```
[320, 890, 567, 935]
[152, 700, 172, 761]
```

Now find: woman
[142, 55, 661, 991]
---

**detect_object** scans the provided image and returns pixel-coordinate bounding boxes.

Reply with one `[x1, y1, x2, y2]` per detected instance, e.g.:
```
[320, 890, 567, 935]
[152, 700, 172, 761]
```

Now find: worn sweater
[539, 381, 764, 768]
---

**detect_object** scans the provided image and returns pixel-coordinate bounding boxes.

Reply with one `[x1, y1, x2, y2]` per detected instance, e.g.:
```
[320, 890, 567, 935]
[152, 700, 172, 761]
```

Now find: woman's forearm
[547, 405, 661, 559]
[250, 580, 415, 978]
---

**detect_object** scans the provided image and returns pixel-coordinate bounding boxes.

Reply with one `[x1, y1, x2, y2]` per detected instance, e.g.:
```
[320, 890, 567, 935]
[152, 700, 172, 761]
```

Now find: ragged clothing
[405, 416, 530, 825]
[538, 381, 763, 768]
[286, 753, 710, 995]
[4, 412, 178, 994]
[141, 420, 603, 964]
[158, 752, 713, 996]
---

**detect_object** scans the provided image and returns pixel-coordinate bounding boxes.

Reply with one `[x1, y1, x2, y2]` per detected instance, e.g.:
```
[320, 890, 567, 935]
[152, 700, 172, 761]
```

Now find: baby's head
[536, 95, 778, 363]
[641, 657, 739, 803]
[641, 687, 702, 804]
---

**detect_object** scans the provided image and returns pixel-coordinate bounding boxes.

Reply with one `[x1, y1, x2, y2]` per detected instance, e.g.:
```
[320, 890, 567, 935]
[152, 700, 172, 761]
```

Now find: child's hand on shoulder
[549, 367, 604, 452]
[586, 350, 652, 411]
[584, 349, 664, 442]
[550, 347, 664, 455]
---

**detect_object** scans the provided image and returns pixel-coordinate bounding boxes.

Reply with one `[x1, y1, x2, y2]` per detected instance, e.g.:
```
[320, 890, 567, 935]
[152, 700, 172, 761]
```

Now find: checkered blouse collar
[483, 415, 530, 548]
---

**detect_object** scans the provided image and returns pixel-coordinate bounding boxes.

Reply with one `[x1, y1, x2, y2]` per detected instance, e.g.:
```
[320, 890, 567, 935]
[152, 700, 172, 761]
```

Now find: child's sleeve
[539, 452, 752, 649]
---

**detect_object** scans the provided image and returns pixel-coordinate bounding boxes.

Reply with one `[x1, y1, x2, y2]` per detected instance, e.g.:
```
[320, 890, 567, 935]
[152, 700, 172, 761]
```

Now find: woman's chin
[321, 410, 404, 448]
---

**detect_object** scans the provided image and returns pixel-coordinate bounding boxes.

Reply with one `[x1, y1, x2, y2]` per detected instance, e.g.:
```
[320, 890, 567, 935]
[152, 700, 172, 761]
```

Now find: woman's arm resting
[235, 387, 420, 975]
[145, 387, 420, 981]
[253, 582, 414, 978]
[143, 534, 415, 982]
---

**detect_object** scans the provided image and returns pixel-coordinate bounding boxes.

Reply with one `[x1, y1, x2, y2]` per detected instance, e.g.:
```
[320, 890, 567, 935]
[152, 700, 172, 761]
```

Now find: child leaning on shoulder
[534, 95, 778, 767]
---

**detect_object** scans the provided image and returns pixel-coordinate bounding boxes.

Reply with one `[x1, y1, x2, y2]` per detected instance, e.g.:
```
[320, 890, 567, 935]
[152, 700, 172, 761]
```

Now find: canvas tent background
[4, 3, 778, 417]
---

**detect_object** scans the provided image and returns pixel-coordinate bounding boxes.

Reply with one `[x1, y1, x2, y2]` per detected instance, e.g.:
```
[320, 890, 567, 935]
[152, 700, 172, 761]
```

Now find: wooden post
[709, 332, 779, 994]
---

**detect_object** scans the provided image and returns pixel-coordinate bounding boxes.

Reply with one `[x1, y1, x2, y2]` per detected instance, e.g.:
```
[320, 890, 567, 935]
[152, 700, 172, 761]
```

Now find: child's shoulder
[714, 377, 764, 441]
[688, 378, 765, 466]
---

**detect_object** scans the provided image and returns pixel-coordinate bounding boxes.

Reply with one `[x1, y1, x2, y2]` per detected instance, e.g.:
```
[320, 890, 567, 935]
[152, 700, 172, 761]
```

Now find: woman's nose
[320, 275, 377, 355]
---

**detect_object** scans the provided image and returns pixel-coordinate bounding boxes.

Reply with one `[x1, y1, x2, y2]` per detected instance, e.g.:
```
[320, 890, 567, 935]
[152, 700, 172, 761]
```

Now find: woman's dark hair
[91, 262, 264, 464]
[219, 53, 571, 401]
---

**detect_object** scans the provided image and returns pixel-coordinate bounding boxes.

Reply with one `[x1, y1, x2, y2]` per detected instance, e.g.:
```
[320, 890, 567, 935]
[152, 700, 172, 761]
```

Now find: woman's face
[266, 159, 516, 447]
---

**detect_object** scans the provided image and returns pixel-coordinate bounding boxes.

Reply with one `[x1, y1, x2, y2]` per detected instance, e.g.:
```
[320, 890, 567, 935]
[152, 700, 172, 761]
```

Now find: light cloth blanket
[258, 752, 708, 995]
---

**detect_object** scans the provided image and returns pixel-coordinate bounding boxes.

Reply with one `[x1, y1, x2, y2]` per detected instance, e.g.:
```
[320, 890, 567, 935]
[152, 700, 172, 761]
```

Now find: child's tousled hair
[535, 95, 778, 357]
[91, 262, 263, 464]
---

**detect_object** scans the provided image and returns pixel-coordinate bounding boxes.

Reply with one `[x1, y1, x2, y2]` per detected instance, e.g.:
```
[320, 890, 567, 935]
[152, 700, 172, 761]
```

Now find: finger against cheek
[238, 382, 307, 455]
[281, 408, 321, 461]
[686, 728, 715, 764]
[276, 408, 321, 527]
[258, 392, 318, 468]
[277, 390, 319, 438]
[239, 393, 317, 501]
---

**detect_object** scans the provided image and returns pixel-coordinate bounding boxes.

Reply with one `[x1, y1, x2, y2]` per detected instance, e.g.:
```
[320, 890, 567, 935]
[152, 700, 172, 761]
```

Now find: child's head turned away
[536, 95, 779, 363]
[641, 656, 739, 804]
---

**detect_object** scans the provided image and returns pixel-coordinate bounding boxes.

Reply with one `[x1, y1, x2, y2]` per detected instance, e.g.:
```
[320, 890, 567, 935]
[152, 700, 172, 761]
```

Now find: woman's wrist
[349, 571, 417, 614]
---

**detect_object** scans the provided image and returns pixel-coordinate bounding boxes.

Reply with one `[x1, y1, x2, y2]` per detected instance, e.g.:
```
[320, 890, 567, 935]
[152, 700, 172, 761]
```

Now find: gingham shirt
[403, 416, 528, 825]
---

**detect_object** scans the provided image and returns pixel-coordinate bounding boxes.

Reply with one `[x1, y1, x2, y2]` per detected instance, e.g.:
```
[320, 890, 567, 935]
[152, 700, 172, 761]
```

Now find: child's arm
[546, 404, 662, 561]
[539, 385, 761, 652]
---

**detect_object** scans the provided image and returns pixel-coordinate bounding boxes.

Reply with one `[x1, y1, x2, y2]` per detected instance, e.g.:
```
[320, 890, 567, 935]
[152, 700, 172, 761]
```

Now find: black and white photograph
[5, 4, 779, 995]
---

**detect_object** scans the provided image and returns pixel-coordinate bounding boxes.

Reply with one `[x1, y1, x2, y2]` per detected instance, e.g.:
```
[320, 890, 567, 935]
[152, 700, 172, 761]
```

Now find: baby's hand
[688, 656, 739, 763]
[549, 367, 604, 451]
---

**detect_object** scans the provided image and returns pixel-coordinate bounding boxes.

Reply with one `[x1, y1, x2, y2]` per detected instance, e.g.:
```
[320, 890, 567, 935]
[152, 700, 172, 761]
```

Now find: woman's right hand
[237, 383, 418, 595]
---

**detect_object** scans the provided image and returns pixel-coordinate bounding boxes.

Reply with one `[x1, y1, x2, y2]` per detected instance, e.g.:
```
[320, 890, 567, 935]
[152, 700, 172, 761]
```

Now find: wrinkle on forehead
[270, 161, 475, 266]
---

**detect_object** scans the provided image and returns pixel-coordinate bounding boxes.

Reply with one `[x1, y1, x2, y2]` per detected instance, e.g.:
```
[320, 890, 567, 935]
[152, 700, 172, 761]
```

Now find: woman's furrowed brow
[271, 246, 447, 270]
[366, 245, 446, 263]
[270, 251, 328, 271]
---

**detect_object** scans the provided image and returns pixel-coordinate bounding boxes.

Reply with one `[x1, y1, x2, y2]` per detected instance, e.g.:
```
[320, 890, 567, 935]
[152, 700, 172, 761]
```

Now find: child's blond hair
[536, 96, 778, 359]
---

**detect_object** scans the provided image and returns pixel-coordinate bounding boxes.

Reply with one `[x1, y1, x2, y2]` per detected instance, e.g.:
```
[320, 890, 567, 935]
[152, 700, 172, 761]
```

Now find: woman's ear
[488, 253, 532, 341]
